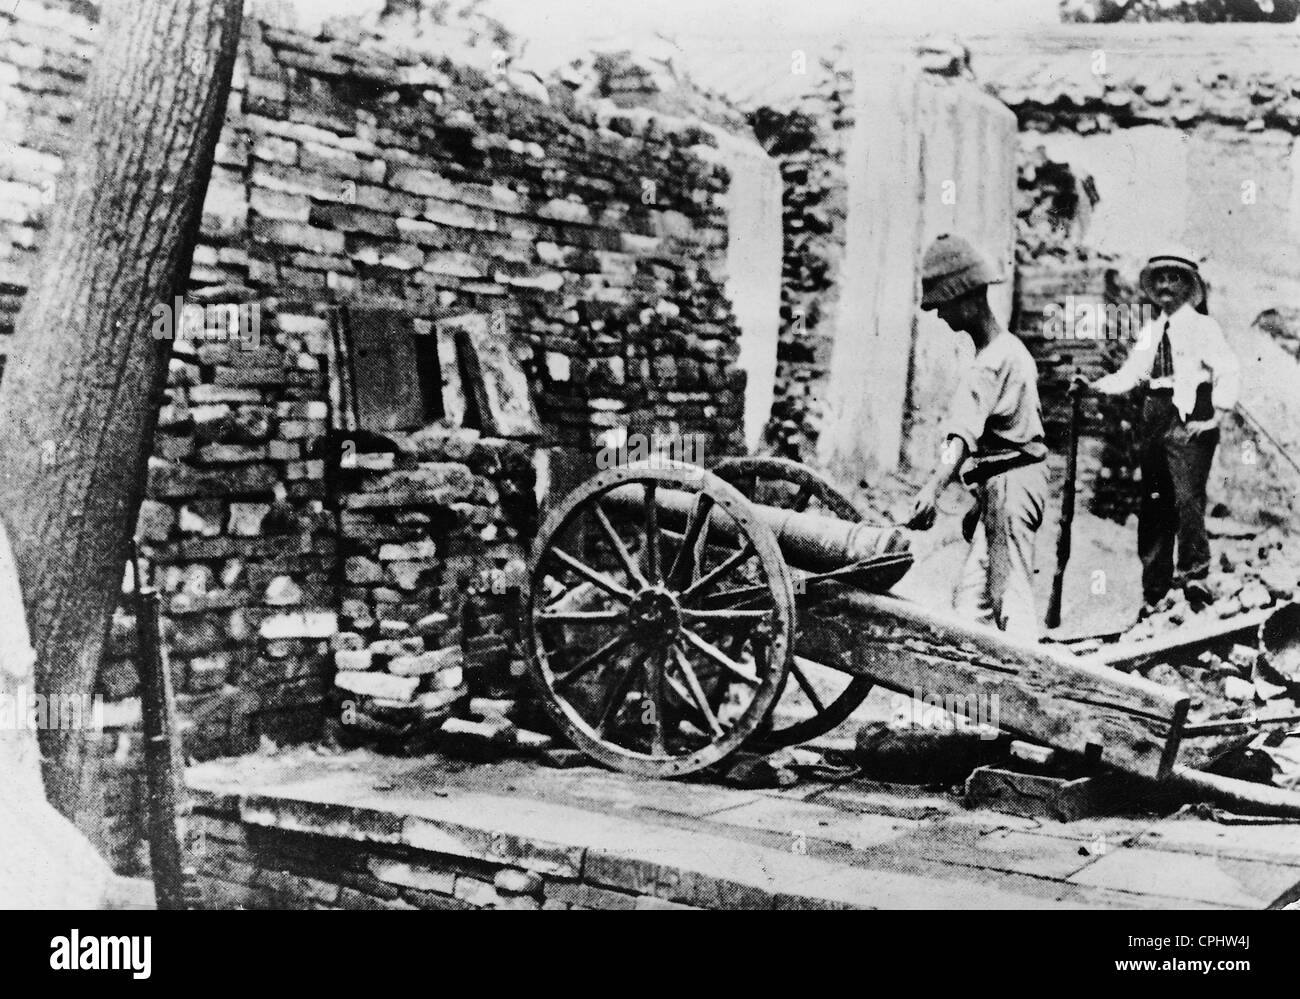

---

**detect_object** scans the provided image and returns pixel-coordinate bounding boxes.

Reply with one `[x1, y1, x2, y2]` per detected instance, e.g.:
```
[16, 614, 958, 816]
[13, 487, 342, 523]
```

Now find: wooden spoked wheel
[713, 456, 874, 749]
[525, 462, 795, 777]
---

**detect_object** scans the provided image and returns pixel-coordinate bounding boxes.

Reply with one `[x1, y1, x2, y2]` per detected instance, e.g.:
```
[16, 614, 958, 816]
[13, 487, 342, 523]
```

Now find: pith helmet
[1139, 245, 1206, 309]
[921, 234, 1003, 311]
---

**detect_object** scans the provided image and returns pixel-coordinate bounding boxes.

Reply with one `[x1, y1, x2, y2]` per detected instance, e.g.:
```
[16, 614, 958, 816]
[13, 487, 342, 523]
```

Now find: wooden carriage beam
[797, 591, 1189, 781]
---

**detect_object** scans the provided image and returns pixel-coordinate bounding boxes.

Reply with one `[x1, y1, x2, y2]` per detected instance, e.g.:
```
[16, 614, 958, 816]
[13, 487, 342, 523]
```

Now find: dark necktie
[1152, 319, 1174, 380]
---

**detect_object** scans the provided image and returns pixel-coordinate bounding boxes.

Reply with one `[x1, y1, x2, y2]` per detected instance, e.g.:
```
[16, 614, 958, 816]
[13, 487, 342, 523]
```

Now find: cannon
[523, 457, 1193, 780]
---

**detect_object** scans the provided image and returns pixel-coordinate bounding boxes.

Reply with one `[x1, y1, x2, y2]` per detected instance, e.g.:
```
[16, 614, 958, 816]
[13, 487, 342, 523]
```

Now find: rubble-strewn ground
[833, 469, 1300, 791]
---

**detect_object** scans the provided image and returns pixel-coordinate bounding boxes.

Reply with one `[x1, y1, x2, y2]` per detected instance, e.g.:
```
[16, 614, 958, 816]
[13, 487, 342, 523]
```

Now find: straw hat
[1139, 245, 1206, 309]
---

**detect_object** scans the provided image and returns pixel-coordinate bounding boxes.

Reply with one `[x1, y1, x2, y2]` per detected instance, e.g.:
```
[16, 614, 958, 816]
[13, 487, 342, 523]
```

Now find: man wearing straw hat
[906, 234, 1048, 642]
[1089, 245, 1240, 617]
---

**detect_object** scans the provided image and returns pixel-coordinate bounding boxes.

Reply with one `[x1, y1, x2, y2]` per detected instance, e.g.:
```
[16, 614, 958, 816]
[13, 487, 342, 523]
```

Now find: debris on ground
[853, 720, 1009, 784]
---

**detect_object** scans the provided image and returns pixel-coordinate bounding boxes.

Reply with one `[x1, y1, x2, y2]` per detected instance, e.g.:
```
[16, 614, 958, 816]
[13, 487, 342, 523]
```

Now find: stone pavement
[186, 748, 1300, 909]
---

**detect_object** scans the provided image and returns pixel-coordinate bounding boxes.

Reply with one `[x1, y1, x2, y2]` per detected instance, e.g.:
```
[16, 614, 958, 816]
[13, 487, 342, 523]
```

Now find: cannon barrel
[602, 482, 909, 575]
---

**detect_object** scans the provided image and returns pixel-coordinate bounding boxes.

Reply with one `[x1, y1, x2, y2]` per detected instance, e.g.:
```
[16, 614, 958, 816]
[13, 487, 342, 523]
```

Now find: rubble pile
[1015, 143, 1100, 265]
[1085, 526, 1300, 789]
[561, 45, 749, 134]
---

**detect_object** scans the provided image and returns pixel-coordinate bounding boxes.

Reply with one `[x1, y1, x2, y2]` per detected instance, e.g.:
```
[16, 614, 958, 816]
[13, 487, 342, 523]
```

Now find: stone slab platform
[185, 749, 1300, 910]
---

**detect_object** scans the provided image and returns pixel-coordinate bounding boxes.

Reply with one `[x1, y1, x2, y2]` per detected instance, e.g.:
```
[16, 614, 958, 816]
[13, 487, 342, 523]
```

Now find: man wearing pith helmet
[1088, 245, 1239, 618]
[906, 233, 1048, 642]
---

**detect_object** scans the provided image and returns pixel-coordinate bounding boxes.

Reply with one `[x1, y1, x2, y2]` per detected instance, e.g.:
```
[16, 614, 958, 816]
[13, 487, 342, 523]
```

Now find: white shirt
[1092, 302, 1240, 420]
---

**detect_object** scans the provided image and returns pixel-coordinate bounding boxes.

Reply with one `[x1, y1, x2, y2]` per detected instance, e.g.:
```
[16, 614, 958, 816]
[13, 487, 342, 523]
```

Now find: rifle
[1046, 378, 1084, 630]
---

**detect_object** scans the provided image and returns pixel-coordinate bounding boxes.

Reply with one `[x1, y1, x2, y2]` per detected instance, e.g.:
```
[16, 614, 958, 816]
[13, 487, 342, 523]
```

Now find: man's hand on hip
[1185, 415, 1221, 438]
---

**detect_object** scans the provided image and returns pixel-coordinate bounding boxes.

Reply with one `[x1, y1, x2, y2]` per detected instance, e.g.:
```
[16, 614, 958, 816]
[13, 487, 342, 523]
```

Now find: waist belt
[961, 441, 1047, 486]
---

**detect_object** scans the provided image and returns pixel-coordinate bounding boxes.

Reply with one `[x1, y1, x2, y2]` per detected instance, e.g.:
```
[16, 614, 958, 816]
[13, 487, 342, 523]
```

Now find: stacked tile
[994, 65, 1300, 136]
[338, 426, 531, 629]
[329, 613, 468, 749]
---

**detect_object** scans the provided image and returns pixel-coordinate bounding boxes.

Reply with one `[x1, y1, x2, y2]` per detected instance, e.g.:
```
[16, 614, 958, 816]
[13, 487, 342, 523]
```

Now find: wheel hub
[626, 587, 681, 643]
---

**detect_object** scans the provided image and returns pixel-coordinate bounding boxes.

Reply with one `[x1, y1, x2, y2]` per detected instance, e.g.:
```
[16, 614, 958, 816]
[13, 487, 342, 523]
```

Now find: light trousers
[954, 462, 1048, 643]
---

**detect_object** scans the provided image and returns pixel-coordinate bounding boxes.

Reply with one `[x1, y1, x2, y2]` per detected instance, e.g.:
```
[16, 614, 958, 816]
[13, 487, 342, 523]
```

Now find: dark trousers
[1138, 391, 1217, 605]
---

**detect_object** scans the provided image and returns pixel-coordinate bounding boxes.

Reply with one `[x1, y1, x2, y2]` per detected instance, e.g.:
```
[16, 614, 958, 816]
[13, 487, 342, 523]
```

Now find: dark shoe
[1183, 579, 1212, 608]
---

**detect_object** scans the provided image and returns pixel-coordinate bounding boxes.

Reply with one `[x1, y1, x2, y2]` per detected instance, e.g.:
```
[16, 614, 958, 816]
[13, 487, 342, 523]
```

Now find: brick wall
[0, 3, 760, 871]
[188, 797, 700, 910]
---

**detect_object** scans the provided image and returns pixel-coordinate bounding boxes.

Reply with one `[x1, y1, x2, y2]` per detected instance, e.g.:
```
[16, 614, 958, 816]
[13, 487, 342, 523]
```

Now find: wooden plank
[433, 322, 467, 426]
[964, 765, 1124, 823]
[343, 307, 426, 433]
[1093, 608, 1272, 674]
[443, 312, 540, 439]
[797, 591, 1189, 780]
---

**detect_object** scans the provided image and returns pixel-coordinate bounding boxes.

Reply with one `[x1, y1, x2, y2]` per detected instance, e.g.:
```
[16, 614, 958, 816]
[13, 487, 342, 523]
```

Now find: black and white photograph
[0, 0, 1298, 942]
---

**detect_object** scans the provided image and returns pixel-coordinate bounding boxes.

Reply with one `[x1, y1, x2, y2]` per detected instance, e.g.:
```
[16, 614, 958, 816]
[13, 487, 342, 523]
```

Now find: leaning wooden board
[797, 591, 1189, 781]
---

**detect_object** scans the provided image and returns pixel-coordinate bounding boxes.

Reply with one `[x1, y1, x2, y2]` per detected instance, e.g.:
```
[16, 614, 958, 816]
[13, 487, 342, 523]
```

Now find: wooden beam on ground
[797, 591, 1189, 780]
[1092, 608, 1273, 674]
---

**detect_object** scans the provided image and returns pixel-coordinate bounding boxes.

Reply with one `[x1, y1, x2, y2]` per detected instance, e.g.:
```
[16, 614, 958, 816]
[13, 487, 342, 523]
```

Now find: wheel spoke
[552, 631, 634, 688]
[692, 513, 710, 584]
[594, 647, 646, 736]
[681, 540, 755, 605]
[644, 482, 661, 583]
[672, 645, 723, 737]
[698, 584, 767, 609]
[680, 629, 759, 686]
[683, 608, 771, 626]
[549, 547, 635, 603]
[788, 660, 826, 714]
[667, 492, 714, 589]
[646, 646, 668, 756]
[536, 609, 623, 625]
[593, 502, 649, 589]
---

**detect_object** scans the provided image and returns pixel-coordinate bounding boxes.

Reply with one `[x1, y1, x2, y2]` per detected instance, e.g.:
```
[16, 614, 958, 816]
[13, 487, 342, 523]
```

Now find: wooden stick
[135, 551, 189, 911]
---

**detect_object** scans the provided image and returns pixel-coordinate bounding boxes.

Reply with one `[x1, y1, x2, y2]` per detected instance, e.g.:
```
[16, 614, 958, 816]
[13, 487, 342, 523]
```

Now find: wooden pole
[1046, 380, 1084, 630]
[134, 550, 189, 911]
